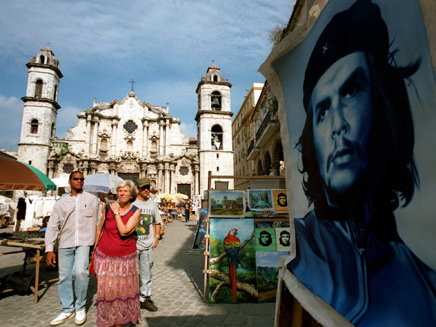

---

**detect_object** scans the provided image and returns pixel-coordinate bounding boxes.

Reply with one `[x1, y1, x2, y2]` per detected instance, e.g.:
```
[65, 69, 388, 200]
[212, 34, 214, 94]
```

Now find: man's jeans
[58, 246, 91, 312]
[137, 248, 153, 301]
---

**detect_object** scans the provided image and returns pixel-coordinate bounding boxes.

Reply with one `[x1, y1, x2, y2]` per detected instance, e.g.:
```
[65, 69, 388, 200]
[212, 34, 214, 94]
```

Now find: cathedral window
[179, 166, 189, 176]
[101, 139, 108, 149]
[127, 140, 133, 150]
[63, 163, 74, 174]
[30, 119, 39, 134]
[40, 55, 45, 64]
[54, 85, 58, 101]
[151, 141, 157, 150]
[35, 80, 43, 98]
[211, 91, 221, 111]
[123, 120, 138, 134]
[51, 123, 55, 138]
[213, 74, 218, 82]
[211, 125, 223, 150]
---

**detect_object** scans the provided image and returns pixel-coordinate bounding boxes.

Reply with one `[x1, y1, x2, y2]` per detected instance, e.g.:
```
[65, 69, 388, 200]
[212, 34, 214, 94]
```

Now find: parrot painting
[224, 228, 241, 302]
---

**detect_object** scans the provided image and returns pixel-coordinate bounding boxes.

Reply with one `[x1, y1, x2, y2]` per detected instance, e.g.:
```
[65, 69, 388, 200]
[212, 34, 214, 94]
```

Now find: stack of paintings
[207, 190, 291, 303]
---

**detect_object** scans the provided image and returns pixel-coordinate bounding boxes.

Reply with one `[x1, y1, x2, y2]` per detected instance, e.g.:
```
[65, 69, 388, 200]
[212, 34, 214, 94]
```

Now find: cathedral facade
[17, 46, 234, 198]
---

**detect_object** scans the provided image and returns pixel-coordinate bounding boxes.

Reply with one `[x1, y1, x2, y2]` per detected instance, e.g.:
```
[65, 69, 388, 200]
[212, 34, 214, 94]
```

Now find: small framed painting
[248, 190, 273, 211]
[208, 190, 245, 218]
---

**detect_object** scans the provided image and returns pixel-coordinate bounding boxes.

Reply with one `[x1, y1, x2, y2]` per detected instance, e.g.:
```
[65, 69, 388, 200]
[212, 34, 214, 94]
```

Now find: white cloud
[55, 104, 84, 138]
[0, 95, 23, 150]
[0, 0, 294, 149]
[179, 122, 197, 139]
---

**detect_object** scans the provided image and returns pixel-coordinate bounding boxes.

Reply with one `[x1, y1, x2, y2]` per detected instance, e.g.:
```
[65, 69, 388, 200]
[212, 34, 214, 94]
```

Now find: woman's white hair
[116, 180, 137, 200]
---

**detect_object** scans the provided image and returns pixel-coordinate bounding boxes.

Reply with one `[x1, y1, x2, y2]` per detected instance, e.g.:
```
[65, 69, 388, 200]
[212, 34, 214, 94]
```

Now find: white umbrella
[83, 174, 124, 193]
[52, 176, 70, 188]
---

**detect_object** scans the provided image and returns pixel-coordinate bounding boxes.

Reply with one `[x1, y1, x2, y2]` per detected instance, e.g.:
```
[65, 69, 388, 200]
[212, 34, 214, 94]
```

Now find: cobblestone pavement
[0, 219, 275, 327]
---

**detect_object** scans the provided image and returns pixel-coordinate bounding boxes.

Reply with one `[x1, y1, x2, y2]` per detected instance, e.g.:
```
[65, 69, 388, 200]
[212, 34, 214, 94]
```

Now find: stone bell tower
[17, 46, 63, 175]
[195, 63, 234, 196]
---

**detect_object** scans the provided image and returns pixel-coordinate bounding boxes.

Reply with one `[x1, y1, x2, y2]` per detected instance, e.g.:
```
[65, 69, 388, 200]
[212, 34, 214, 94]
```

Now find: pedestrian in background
[184, 201, 190, 223]
[14, 196, 26, 232]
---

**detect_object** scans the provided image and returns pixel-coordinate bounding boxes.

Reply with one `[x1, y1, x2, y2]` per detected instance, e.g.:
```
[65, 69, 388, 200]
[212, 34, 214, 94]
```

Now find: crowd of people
[44, 172, 166, 327]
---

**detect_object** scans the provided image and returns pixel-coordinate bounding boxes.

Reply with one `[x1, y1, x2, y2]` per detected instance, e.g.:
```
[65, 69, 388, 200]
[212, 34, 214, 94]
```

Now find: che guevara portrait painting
[270, 0, 436, 325]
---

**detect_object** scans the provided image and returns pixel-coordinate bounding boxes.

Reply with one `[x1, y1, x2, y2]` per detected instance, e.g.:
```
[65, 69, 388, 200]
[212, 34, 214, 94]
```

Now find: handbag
[89, 205, 108, 276]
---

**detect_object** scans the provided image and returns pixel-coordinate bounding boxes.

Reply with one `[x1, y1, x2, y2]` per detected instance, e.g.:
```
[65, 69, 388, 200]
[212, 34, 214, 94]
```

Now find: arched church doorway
[177, 184, 191, 199]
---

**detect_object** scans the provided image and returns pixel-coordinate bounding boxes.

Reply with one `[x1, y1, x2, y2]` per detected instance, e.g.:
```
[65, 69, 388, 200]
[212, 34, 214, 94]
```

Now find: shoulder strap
[94, 204, 108, 250]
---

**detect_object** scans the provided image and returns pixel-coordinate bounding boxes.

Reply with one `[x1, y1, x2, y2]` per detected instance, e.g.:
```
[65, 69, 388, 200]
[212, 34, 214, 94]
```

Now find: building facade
[246, 81, 285, 184]
[18, 47, 234, 198]
[232, 83, 264, 189]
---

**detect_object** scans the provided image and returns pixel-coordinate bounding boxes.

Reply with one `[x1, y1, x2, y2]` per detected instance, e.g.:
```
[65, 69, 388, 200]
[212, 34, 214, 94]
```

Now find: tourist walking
[133, 177, 162, 312]
[45, 171, 102, 326]
[94, 180, 141, 327]
[14, 196, 26, 232]
[184, 201, 190, 222]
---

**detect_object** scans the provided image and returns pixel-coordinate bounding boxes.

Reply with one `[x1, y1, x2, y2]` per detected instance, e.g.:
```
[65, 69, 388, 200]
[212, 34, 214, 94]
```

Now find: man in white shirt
[133, 177, 162, 312]
[45, 171, 102, 326]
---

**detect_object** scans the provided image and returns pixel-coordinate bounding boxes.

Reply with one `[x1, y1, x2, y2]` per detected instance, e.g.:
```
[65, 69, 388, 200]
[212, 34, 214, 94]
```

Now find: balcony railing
[256, 111, 272, 141]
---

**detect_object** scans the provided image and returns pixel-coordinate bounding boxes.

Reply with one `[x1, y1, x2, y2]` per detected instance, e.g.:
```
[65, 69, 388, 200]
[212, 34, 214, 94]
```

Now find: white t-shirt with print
[133, 198, 162, 250]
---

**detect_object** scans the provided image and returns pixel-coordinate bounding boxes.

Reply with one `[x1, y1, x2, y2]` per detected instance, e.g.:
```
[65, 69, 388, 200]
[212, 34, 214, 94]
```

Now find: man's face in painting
[279, 232, 290, 246]
[259, 232, 272, 246]
[310, 52, 373, 198]
[278, 194, 287, 207]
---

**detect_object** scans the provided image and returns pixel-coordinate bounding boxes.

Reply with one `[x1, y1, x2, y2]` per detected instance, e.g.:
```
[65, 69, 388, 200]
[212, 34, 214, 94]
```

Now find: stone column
[159, 121, 164, 157]
[82, 162, 88, 177]
[271, 162, 280, 176]
[165, 120, 170, 156]
[157, 163, 163, 190]
[194, 165, 200, 196]
[111, 120, 118, 156]
[47, 162, 54, 179]
[85, 115, 92, 157]
[91, 118, 99, 157]
[170, 164, 175, 194]
[142, 120, 149, 158]
[164, 162, 170, 194]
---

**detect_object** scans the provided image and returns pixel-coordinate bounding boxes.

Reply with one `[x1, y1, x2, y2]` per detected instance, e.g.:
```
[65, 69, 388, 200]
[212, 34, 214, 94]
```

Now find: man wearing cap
[288, 0, 436, 325]
[133, 177, 162, 312]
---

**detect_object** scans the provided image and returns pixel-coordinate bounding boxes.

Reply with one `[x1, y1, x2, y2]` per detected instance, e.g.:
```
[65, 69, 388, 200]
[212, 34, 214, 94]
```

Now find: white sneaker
[75, 309, 87, 325]
[50, 312, 75, 326]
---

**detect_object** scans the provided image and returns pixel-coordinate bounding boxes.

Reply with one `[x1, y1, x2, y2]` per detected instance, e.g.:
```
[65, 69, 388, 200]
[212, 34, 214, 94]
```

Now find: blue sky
[0, 1, 293, 151]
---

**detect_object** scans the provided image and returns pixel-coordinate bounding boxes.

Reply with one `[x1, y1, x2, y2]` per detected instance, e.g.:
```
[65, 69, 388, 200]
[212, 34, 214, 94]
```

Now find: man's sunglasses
[140, 185, 150, 190]
[72, 178, 85, 181]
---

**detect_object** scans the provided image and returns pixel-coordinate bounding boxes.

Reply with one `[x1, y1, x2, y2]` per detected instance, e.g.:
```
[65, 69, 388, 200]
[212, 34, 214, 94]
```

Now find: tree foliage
[268, 23, 286, 47]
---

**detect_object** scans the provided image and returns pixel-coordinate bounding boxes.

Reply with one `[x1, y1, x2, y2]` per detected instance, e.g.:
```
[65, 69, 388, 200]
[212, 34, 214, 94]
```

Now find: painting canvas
[275, 227, 291, 252]
[208, 219, 256, 303]
[272, 190, 288, 213]
[208, 190, 245, 217]
[197, 209, 208, 250]
[255, 228, 276, 252]
[256, 251, 288, 303]
[248, 190, 273, 211]
[265, 0, 436, 325]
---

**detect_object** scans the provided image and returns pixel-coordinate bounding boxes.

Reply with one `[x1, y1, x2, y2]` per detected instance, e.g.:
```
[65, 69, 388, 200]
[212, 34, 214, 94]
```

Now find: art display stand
[202, 172, 288, 303]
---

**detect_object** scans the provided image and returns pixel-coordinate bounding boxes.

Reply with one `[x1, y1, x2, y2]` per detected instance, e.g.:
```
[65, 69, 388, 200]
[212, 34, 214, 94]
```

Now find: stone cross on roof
[129, 79, 136, 92]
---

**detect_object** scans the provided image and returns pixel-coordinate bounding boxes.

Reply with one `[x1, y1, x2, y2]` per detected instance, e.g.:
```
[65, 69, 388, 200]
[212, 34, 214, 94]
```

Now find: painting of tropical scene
[209, 190, 245, 217]
[209, 219, 257, 303]
[256, 251, 288, 303]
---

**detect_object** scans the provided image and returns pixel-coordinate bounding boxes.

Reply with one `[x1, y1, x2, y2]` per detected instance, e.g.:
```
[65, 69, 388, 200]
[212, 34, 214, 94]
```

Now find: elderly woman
[94, 180, 141, 327]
